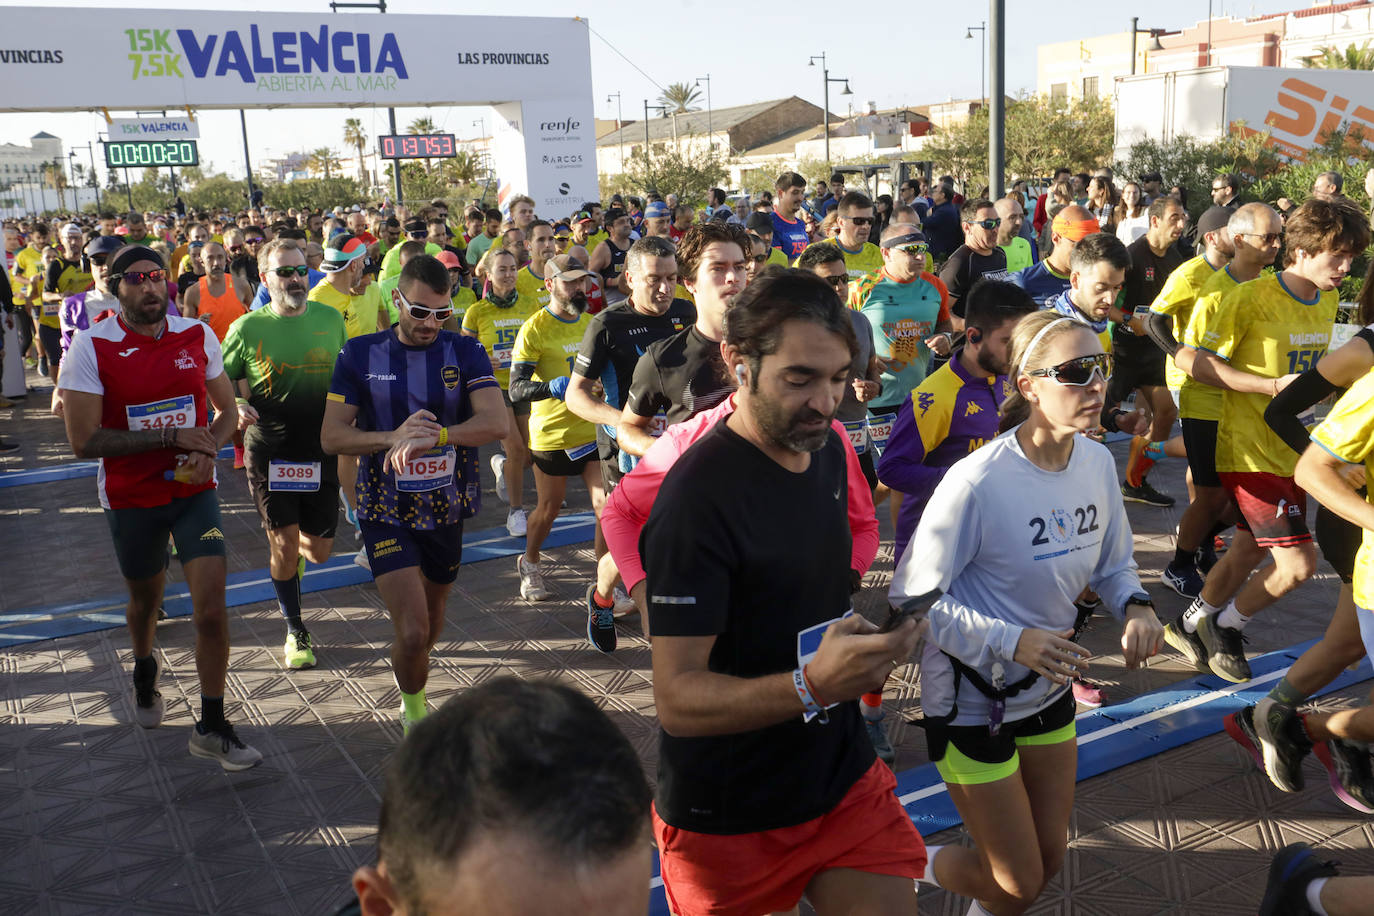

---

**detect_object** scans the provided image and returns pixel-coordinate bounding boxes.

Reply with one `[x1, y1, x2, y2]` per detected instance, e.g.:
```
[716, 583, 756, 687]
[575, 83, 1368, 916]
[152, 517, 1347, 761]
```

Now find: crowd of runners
[4, 164, 1374, 915]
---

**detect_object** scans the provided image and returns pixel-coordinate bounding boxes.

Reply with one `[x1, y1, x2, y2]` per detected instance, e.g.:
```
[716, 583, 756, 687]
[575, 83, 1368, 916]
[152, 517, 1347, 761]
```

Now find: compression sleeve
[507, 361, 551, 404]
[1265, 365, 1340, 455]
[1144, 310, 1181, 357]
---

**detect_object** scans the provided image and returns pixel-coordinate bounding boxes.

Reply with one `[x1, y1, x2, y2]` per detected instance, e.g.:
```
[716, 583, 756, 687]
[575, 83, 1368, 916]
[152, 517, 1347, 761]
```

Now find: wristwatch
[1125, 592, 1154, 610]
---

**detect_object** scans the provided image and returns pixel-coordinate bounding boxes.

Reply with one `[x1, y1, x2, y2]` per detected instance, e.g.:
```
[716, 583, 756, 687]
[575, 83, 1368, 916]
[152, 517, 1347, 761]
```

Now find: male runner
[34, 223, 93, 385]
[181, 241, 251, 341]
[939, 198, 1010, 327]
[770, 171, 811, 261]
[995, 196, 1034, 273]
[221, 239, 347, 670]
[514, 219, 558, 308]
[321, 255, 507, 732]
[567, 236, 693, 632]
[745, 211, 790, 268]
[60, 244, 261, 770]
[508, 256, 604, 621]
[800, 191, 882, 277]
[1165, 197, 1370, 683]
[1009, 206, 1098, 305]
[642, 270, 926, 914]
[588, 208, 633, 307]
[617, 222, 750, 460]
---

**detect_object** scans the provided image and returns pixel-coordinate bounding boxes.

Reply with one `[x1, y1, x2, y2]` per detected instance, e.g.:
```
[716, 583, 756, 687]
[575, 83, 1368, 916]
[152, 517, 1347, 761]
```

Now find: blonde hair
[997, 311, 1096, 433]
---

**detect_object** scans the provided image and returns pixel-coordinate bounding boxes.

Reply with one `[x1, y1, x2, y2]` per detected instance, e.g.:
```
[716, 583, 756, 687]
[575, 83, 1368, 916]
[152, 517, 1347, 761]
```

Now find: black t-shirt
[176, 270, 201, 299]
[939, 245, 1009, 319]
[573, 298, 695, 409]
[1116, 235, 1185, 355]
[625, 325, 731, 427]
[641, 421, 872, 834]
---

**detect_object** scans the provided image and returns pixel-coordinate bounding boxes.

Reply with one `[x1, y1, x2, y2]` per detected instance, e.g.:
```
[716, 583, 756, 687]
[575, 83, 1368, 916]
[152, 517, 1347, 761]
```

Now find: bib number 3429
[126, 395, 195, 431]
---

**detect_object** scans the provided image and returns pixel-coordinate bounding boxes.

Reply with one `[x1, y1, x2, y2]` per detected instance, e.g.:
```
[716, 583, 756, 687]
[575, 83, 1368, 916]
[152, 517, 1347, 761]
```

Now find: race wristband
[793, 667, 825, 720]
[437, 426, 449, 447]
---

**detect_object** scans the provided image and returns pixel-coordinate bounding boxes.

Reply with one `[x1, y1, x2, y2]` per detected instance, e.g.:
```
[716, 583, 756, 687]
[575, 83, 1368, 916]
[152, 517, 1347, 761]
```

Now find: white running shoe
[188, 721, 263, 771]
[506, 508, 527, 537]
[612, 585, 637, 617]
[354, 547, 371, 571]
[491, 453, 508, 503]
[518, 556, 550, 601]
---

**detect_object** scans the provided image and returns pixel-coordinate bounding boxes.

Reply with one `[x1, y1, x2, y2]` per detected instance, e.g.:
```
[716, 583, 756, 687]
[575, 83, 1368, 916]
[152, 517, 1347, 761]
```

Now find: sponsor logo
[964, 401, 982, 417]
[539, 118, 581, 134]
[174, 348, 196, 370]
[1231, 76, 1374, 161]
[0, 49, 64, 64]
[173, 25, 409, 83]
[455, 51, 551, 66]
[200, 527, 224, 541]
[365, 372, 398, 381]
[441, 365, 460, 390]
[117, 347, 139, 357]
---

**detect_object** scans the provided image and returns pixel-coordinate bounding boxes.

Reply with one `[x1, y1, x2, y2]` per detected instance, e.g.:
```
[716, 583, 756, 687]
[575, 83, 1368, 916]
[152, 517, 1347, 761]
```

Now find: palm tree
[343, 117, 368, 186]
[1301, 41, 1374, 70]
[307, 147, 342, 180]
[658, 82, 702, 114]
[408, 116, 438, 134]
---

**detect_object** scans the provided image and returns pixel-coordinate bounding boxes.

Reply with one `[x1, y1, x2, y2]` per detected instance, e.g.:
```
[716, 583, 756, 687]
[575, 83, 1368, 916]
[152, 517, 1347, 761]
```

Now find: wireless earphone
[735, 365, 748, 386]
[967, 329, 981, 343]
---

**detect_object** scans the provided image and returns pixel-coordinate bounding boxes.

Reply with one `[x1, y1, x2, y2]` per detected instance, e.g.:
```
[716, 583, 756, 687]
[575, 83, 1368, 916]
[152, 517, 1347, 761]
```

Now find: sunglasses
[228, 245, 244, 253]
[1027, 353, 1112, 386]
[968, 217, 1002, 230]
[1240, 232, 1282, 245]
[397, 288, 453, 322]
[842, 216, 874, 225]
[115, 268, 167, 286]
[1212, 185, 1228, 192]
[897, 244, 929, 257]
[246, 237, 265, 244]
[271, 265, 310, 277]
[408, 230, 428, 238]
[820, 274, 849, 289]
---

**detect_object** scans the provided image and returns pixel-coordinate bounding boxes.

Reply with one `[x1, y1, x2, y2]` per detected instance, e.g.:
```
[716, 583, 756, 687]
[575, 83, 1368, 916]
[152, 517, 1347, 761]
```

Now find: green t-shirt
[380, 241, 442, 281]
[220, 302, 348, 468]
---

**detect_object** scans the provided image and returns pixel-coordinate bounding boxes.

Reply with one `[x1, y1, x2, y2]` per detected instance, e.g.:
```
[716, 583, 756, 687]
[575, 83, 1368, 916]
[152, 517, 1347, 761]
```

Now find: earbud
[966, 329, 981, 343]
[735, 365, 748, 387]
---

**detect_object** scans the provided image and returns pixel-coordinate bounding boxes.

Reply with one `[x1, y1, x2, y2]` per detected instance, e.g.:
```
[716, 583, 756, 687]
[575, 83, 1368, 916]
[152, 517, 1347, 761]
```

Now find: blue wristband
[549, 376, 570, 400]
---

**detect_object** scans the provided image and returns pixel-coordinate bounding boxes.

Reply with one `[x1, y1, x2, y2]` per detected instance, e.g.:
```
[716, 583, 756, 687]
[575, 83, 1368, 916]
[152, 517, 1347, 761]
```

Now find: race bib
[267, 460, 321, 492]
[126, 395, 195, 431]
[649, 413, 668, 437]
[42, 301, 60, 317]
[565, 440, 597, 461]
[842, 417, 868, 454]
[492, 343, 514, 369]
[395, 446, 456, 492]
[868, 417, 894, 456]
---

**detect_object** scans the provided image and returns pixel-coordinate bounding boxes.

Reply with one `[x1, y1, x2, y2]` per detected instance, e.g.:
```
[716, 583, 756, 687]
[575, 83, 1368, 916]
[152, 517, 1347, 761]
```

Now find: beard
[278, 284, 308, 309]
[565, 291, 590, 314]
[752, 390, 833, 454]
[976, 345, 1008, 376]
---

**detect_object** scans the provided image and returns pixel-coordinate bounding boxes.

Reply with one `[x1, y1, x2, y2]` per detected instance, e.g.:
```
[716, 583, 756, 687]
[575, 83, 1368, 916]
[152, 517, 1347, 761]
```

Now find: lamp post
[643, 100, 668, 161]
[78, 141, 101, 211]
[808, 53, 852, 167]
[68, 151, 79, 213]
[695, 75, 712, 149]
[607, 92, 624, 174]
[966, 21, 987, 108]
[1129, 17, 1166, 75]
[329, 0, 400, 203]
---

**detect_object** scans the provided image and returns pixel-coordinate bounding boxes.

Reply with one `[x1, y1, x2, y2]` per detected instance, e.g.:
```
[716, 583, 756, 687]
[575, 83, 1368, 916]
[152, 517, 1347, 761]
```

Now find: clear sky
[0, 0, 1301, 190]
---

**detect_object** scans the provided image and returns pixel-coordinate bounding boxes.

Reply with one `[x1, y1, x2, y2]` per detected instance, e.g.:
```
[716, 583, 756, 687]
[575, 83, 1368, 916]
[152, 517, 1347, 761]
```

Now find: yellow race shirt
[511, 306, 597, 452]
[13, 246, 42, 313]
[1310, 368, 1374, 608]
[766, 248, 789, 268]
[308, 279, 386, 340]
[514, 264, 552, 309]
[586, 230, 609, 253]
[1150, 254, 1221, 394]
[1177, 265, 1240, 422]
[798, 240, 883, 278]
[1195, 272, 1337, 476]
[1000, 237, 1033, 274]
[460, 292, 541, 389]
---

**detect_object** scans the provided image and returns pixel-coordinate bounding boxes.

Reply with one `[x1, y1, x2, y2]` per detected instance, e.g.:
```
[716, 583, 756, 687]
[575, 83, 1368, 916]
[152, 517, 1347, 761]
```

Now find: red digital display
[378, 134, 457, 159]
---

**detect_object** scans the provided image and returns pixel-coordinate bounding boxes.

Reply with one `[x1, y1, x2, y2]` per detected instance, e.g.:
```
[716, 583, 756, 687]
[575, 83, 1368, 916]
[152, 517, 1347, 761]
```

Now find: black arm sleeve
[1265, 367, 1338, 455]
[507, 361, 551, 404]
[0, 267, 11, 311]
[1144, 311, 1181, 356]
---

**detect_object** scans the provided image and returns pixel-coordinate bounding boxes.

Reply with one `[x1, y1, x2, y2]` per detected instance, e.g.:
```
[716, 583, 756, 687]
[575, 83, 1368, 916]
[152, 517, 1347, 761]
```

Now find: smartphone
[880, 588, 942, 633]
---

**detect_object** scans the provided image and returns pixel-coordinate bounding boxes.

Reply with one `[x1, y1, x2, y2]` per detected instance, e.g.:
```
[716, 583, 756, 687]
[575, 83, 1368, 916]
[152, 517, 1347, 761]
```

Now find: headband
[1017, 317, 1075, 377]
[109, 245, 164, 278]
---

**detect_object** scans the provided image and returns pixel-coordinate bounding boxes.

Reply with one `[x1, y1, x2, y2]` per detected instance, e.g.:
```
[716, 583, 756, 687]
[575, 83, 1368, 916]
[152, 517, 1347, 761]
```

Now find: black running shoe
[1122, 480, 1176, 507]
[1162, 562, 1204, 600]
[1259, 843, 1339, 916]
[1195, 614, 1251, 683]
[1223, 705, 1262, 770]
[1163, 613, 1209, 672]
[585, 584, 617, 654]
[1254, 697, 1312, 793]
[1312, 737, 1374, 814]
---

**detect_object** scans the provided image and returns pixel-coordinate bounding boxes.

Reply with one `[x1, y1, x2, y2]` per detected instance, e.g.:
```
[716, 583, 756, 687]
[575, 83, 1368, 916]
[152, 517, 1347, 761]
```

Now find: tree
[622, 144, 728, 204]
[408, 116, 438, 134]
[658, 82, 702, 115]
[307, 148, 342, 180]
[343, 117, 369, 186]
[1301, 41, 1374, 70]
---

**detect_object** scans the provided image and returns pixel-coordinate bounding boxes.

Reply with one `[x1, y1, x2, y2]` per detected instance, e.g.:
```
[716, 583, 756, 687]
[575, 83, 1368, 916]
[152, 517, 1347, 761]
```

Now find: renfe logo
[175, 25, 409, 83]
[539, 118, 580, 134]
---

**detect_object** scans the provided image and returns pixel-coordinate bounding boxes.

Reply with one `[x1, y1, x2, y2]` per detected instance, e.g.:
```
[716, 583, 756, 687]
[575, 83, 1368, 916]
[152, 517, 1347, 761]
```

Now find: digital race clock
[104, 140, 200, 168]
[378, 134, 457, 159]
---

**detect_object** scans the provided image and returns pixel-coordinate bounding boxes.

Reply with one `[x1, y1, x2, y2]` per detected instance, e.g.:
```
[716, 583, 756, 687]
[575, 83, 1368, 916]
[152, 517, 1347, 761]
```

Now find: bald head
[1228, 202, 1280, 238]
[1057, 204, 1094, 226]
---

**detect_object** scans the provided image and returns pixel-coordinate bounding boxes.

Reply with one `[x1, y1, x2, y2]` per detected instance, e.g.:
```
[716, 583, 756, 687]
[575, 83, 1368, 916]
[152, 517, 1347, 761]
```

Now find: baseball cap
[435, 250, 463, 270]
[85, 235, 124, 258]
[321, 234, 369, 271]
[403, 217, 427, 234]
[61, 222, 82, 237]
[573, 211, 596, 225]
[745, 212, 774, 234]
[544, 254, 593, 281]
[1195, 205, 1232, 239]
[644, 201, 671, 220]
[1051, 211, 1101, 242]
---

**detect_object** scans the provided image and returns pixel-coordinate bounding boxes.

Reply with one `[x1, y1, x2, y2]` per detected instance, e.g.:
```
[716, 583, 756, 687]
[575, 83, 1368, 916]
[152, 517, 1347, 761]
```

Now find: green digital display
[104, 140, 199, 168]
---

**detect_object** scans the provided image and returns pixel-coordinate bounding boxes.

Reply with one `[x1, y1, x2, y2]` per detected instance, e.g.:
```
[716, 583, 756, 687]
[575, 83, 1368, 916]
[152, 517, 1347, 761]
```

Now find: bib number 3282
[396, 446, 456, 492]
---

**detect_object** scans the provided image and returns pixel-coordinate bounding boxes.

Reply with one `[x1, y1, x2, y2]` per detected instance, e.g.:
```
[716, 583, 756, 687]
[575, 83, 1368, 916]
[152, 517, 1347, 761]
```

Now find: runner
[566, 236, 694, 634]
[181, 241, 251, 341]
[461, 247, 540, 537]
[996, 196, 1034, 273]
[59, 244, 262, 770]
[939, 198, 1011, 327]
[642, 270, 926, 915]
[617, 222, 750, 461]
[770, 171, 811, 260]
[464, 208, 501, 270]
[507, 256, 604, 620]
[514, 219, 558, 308]
[321, 254, 506, 733]
[31, 223, 92, 385]
[221, 239, 348, 671]
[890, 309, 1163, 916]
[1009, 206, 1098, 305]
[744, 211, 791, 268]
[1164, 196, 1370, 684]
[588, 208, 633, 307]
[12, 221, 47, 373]
[799, 191, 882, 277]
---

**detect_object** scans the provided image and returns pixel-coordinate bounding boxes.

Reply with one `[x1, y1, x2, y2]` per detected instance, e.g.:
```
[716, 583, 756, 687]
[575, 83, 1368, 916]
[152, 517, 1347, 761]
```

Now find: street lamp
[643, 100, 668, 161]
[1129, 17, 1166, 75]
[966, 21, 987, 108]
[68, 151, 78, 213]
[808, 53, 852, 167]
[607, 92, 624, 174]
[695, 75, 713, 149]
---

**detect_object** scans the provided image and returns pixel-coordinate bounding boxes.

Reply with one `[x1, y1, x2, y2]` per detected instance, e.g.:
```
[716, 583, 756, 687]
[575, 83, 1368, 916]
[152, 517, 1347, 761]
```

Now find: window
[1082, 76, 1099, 97]
[1051, 83, 1068, 102]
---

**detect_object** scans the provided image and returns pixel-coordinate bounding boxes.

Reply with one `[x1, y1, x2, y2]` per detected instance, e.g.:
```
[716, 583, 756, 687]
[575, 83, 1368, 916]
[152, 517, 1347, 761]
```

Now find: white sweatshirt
[889, 426, 1144, 726]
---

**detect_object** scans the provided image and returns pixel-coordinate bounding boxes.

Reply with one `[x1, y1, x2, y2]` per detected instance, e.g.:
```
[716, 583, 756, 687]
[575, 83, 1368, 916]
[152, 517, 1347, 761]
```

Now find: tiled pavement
[2, 376, 1372, 915]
